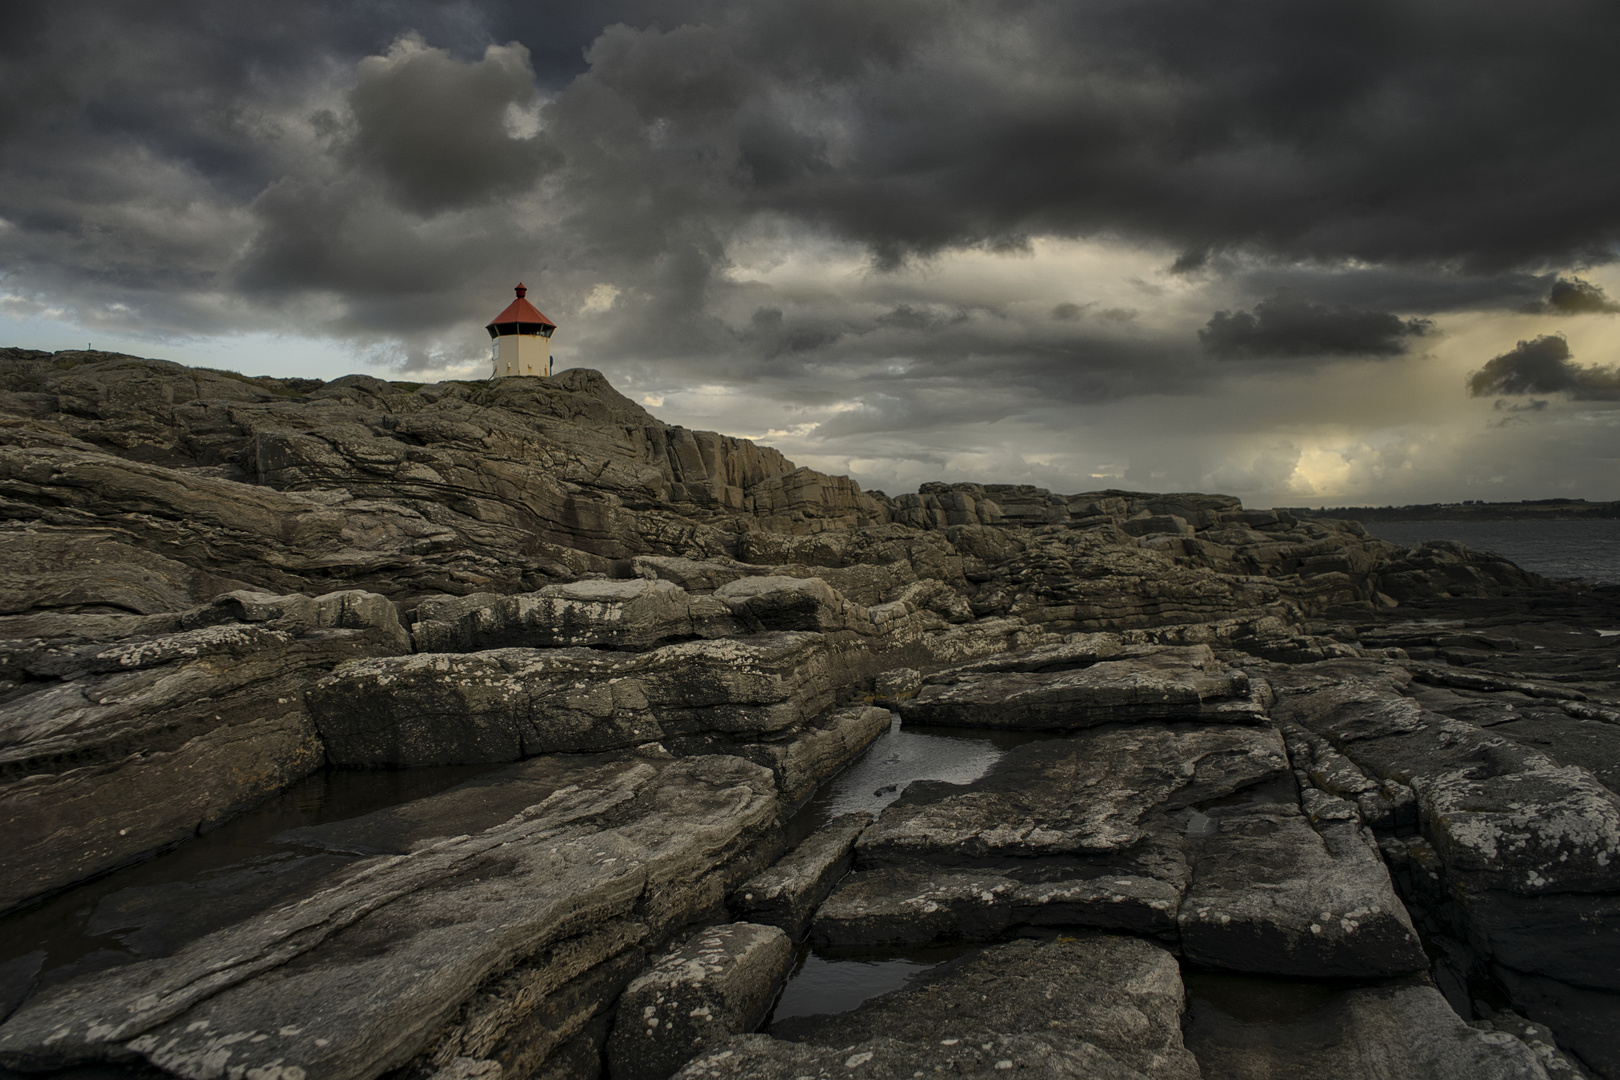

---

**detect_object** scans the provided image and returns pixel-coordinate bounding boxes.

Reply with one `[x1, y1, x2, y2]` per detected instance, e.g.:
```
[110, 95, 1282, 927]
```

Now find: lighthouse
[486, 283, 557, 378]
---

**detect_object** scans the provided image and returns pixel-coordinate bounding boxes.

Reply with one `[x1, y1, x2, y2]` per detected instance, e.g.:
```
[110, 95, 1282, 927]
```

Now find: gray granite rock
[732, 812, 873, 939]
[759, 935, 1200, 1080]
[309, 632, 836, 766]
[898, 643, 1267, 728]
[0, 754, 782, 1080]
[410, 578, 733, 652]
[0, 589, 409, 913]
[1184, 976, 1556, 1080]
[1179, 799, 1427, 978]
[606, 922, 793, 1080]
[856, 723, 1289, 864]
[673, 1031, 1151, 1079]
[811, 862, 1183, 945]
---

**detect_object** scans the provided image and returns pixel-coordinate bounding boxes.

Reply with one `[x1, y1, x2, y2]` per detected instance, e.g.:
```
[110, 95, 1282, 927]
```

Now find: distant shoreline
[1280, 500, 1620, 523]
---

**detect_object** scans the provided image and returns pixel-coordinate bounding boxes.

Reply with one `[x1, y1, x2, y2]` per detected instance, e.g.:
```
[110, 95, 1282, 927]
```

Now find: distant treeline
[1281, 499, 1620, 522]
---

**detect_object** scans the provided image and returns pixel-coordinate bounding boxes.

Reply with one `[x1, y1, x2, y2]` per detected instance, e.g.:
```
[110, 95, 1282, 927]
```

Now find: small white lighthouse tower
[486, 282, 557, 378]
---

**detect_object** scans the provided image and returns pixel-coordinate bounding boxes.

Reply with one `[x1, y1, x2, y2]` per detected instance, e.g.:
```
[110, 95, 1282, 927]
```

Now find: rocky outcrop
[897, 640, 1270, 728]
[1184, 976, 1562, 1080]
[684, 935, 1201, 1080]
[605, 922, 793, 1080]
[309, 633, 837, 767]
[0, 753, 783, 1080]
[3, 347, 1617, 1080]
[0, 588, 408, 912]
[730, 812, 872, 938]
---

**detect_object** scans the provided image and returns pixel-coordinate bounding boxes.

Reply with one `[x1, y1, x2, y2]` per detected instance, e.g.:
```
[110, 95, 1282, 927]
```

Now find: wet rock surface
[679, 935, 1199, 1080]
[2, 349, 1618, 1079]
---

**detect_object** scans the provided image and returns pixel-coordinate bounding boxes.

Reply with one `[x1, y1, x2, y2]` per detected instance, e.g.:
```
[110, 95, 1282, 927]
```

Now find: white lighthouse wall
[493, 333, 551, 378]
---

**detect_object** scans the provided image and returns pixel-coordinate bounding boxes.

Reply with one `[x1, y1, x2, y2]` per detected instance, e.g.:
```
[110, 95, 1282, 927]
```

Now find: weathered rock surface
[310, 633, 836, 766]
[681, 935, 1200, 1080]
[1184, 974, 1559, 1080]
[1179, 799, 1427, 978]
[0, 754, 782, 1080]
[731, 812, 873, 939]
[606, 922, 793, 1080]
[4, 349, 1618, 1080]
[898, 642, 1269, 728]
[0, 588, 408, 912]
[811, 861, 1184, 945]
[854, 723, 1289, 864]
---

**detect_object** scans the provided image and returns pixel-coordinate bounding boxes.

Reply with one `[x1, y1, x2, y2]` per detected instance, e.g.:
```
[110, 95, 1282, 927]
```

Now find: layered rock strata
[1, 348, 1615, 1080]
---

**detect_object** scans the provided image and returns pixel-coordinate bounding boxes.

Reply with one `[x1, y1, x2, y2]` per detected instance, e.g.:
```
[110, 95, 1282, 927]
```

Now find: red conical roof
[486, 283, 556, 329]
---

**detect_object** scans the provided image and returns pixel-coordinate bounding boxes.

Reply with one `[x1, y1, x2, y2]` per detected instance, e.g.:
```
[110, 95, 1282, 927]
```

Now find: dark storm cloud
[346, 38, 559, 213]
[1468, 335, 1620, 400]
[4, 0, 1620, 406]
[1520, 277, 1620, 315]
[1235, 264, 1552, 315]
[703, 0, 1620, 272]
[1199, 292, 1431, 359]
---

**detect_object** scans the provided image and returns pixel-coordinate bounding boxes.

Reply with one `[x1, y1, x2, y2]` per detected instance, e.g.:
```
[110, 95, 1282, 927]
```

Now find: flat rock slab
[898, 644, 1265, 728]
[856, 722, 1289, 863]
[606, 922, 793, 1080]
[673, 1031, 1151, 1078]
[811, 864, 1182, 946]
[1185, 975, 1556, 1080]
[742, 935, 1198, 1080]
[0, 755, 782, 1080]
[309, 632, 835, 766]
[1418, 762, 1620, 895]
[732, 812, 873, 939]
[411, 578, 731, 652]
[1180, 801, 1427, 978]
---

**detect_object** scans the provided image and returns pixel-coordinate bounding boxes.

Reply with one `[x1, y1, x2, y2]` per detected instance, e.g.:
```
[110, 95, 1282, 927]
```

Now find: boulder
[855, 723, 1289, 864]
[605, 923, 793, 1080]
[750, 935, 1199, 1080]
[410, 578, 732, 652]
[1184, 975, 1558, 1080]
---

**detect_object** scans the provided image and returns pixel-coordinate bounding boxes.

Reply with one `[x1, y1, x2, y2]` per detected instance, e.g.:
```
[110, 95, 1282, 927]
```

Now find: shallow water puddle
[783, 714, 1061, 845]
[770, 717, 1062, 1020]
[769, 942, 978, 1024]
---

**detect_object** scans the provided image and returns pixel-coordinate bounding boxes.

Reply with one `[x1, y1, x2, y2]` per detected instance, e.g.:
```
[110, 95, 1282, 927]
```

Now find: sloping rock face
[2, 347, 1616, 1080]
[0, 588, 409, 910]
[0, 754, 782, 1080]
[809, 711, 1425, 979]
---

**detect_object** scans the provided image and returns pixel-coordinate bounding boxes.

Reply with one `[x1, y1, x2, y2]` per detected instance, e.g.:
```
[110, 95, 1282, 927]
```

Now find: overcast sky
[3, 0, 1618, 507]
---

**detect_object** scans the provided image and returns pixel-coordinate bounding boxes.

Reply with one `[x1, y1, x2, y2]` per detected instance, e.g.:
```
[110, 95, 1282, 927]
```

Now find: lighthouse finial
[514, 282, 527, 298]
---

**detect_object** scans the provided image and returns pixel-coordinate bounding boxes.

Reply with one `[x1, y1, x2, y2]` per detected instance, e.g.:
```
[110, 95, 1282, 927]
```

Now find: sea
[1358, 519, 1620, 585]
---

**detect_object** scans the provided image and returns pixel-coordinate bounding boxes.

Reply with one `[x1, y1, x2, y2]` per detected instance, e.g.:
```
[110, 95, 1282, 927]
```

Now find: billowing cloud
[1199, 292, 1432, 359]
[1521, 276, 1620, 315]
[345, 37, 558, 214]
[3, 0, 1620, 506]
[1467, 335, 1620, 400]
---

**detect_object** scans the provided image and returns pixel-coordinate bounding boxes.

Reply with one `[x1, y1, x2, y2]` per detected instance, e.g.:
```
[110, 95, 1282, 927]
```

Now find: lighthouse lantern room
[486, 283, 557, 378]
